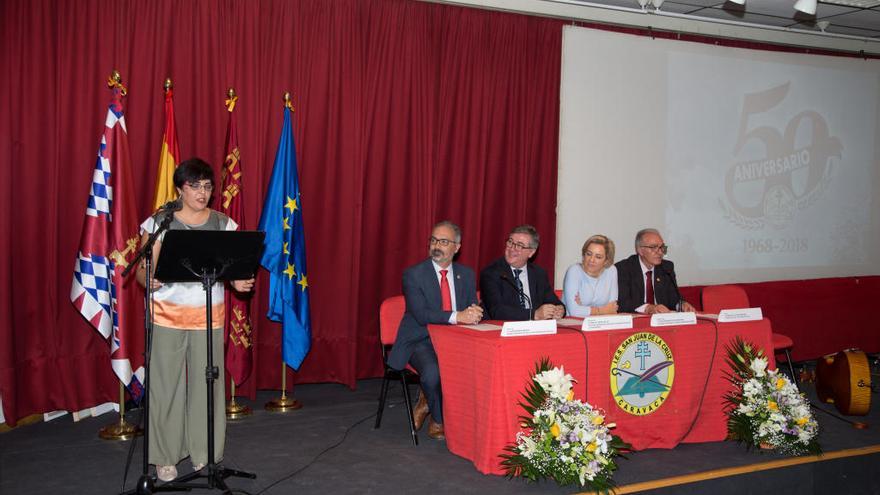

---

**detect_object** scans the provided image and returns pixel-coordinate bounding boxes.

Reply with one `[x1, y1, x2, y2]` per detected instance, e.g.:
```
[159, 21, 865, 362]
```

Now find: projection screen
[556, 25, 880, 287]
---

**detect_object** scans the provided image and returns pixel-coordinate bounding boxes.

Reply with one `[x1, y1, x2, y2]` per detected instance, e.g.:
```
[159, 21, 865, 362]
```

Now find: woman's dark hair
[173, 157, 215, 189]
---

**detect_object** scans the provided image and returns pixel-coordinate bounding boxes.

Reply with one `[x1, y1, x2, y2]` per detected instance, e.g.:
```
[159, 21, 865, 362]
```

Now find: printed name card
[501, 319, 557, 337]
[582, 314, 633, 331]
[650, 311, 697, 327]
[718, 307, 763, 323]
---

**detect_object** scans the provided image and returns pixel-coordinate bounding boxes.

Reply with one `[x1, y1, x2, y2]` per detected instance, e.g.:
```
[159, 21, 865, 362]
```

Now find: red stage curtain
[0, 0, 563, 425]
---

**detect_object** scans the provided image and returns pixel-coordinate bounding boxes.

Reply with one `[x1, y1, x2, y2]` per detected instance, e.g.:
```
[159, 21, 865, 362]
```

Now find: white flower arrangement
[502, 359, 629, 492]
[724, 337, 821, 456]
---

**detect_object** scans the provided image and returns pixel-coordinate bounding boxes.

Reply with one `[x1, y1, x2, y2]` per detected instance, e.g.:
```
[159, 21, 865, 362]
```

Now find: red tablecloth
[428, 316, 775, 475]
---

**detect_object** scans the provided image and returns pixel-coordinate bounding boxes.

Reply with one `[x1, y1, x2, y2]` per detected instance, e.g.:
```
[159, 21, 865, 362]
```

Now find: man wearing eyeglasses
[480, 225, 564, 321]
[388, 220, 482, 440]
[616, 228, 695, 314]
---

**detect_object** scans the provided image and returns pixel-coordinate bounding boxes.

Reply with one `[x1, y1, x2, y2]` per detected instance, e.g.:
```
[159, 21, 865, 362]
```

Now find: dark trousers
[408, 338, 443, 424]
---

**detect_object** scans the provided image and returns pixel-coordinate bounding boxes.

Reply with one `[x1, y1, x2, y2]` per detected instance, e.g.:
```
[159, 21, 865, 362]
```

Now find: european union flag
[258, 99, 311, 370]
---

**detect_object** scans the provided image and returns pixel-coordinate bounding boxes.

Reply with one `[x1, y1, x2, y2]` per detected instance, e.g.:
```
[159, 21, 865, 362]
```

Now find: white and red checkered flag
[221, 89, 254, 386]
[71, 73, 144, 401]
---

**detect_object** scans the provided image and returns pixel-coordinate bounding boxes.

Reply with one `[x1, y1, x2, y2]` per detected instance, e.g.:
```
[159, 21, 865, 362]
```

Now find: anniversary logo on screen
[610, 332, 674, 416]
[719, 82, 842, 230]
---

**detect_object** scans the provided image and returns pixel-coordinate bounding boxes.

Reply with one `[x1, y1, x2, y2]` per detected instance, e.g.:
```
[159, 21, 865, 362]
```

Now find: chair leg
[782, 349, 800, 391]
[374, 376, 390, 429]
[400, 375, 419, 446]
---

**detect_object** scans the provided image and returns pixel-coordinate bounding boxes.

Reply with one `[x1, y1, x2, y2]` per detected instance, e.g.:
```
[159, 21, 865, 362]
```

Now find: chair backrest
[379, 295, 407, 346]
[701, 284, 750, 314]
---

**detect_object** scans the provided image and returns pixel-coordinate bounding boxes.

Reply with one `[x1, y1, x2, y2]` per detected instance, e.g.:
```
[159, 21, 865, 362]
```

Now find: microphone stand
[120, 209, 175, 495]
[500, 272, 534, 320]
[159, 260, 255, 493]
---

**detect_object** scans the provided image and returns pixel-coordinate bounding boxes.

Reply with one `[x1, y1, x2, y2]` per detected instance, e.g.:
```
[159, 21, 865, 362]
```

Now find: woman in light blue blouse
[562, 235, 619, 317]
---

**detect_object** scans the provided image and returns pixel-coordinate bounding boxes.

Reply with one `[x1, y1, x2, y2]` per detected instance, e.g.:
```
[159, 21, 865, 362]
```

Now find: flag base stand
[99, 418, 143, 441]
[264, 363, 303, 412]
[100, 383, 143, 441]
[264, 395, 302, 412]
[226, 397, 252, 420]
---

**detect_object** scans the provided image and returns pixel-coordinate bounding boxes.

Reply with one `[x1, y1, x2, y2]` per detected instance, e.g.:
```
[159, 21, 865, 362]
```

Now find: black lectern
[153, 229, 264, 494]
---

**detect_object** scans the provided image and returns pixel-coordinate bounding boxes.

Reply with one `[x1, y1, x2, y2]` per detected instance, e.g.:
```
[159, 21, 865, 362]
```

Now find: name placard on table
[581, 314, 633, 331]
[718, 307, 763, 323]
[650, 311, 697, 327]
[500, 319, 557, 337]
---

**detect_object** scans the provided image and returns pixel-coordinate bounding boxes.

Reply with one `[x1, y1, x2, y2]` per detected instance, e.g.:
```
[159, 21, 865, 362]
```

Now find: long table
[427, 316, 775, 475]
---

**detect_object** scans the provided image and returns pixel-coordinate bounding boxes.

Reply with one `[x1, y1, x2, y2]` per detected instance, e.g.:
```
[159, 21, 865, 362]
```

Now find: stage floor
[1, 377, 878, 494]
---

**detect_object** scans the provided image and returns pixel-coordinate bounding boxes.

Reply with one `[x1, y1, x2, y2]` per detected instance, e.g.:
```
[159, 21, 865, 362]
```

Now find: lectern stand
[152, 229, 264, 494]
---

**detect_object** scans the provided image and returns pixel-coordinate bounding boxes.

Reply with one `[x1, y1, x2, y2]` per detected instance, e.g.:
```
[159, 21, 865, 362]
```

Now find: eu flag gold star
[283, 263, 296, 280]
[285, 196, 298, 214]
[297, 274, 308, 291]
[283, 216, 291, 230]
[283, 241, 289, 254]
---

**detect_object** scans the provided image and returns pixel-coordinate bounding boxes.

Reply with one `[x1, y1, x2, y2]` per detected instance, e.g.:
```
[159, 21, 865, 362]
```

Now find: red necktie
[645, 270, 655, 307]
[440, 269, 452, 311]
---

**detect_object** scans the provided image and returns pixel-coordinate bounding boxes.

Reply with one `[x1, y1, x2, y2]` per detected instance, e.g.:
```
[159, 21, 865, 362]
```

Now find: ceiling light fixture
[794, 0, 818, 15]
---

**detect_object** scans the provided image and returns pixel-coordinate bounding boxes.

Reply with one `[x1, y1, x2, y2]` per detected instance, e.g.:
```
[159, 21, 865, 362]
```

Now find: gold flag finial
[164, 78, 173, 93]
[283, 92, 294, 111]
[107, 70, 128, 95]
[225, 87, 238, 112]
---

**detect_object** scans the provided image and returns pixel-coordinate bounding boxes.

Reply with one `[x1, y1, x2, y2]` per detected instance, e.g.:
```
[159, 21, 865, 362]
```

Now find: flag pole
[265, 361, 302, 412]
[99, 381, 142, 440]
[226, 378, 252, 419]
[220, 87, 255, 420]
[262, 90, 307, 413]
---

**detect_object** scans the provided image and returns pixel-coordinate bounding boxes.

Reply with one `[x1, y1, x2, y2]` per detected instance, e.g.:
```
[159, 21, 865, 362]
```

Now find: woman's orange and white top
[140, 210, 238, 331]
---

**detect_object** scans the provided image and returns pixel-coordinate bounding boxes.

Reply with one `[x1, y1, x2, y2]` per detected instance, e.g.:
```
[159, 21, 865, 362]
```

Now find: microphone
[657, 262, 684, 311]
[158, 199, 182, 212]
[499, 271, 533, 320]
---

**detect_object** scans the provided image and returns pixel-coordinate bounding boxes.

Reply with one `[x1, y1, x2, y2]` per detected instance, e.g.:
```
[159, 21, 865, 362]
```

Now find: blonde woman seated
[562, 235, 618, 317]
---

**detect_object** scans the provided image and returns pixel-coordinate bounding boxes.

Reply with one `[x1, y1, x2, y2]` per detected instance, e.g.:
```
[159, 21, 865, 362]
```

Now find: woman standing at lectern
[135, 158, 255, 482]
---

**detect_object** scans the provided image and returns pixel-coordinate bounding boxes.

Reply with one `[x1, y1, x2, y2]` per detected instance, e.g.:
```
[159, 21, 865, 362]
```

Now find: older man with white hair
[616, 228, 695, 314]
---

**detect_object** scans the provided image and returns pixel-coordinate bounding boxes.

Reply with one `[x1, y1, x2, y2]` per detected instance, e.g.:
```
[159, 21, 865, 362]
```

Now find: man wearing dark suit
[616, 228, 695, 314]
[388, 221, 482, 440]
[480, 225, 565, 321]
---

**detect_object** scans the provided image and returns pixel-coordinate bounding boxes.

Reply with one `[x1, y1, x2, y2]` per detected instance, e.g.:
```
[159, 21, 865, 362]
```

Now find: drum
[816, 349, 872, 416]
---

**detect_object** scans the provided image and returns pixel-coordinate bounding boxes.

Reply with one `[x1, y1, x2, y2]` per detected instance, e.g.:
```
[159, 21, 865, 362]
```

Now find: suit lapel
[527, 263, 538, 305]
[453, 263, 466, 310]
[634, 257, 646, 303]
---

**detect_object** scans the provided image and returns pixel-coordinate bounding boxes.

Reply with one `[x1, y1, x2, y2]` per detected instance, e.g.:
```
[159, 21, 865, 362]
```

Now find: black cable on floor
[251, 411, 378, 495]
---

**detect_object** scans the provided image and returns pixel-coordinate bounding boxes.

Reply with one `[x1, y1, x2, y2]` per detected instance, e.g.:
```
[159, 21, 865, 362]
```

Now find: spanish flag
[151, 79, 180, 211]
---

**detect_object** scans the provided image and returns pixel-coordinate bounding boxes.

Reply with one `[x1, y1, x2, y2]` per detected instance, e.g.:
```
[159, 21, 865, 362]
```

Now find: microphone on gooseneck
[658, 262, 683, 311]
[158, 198, 183, 212]
[499, 272, 533, 320]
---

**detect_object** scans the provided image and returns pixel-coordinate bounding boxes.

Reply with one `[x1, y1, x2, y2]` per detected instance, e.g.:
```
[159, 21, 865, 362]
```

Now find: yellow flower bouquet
[501, 358, 629, 492]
